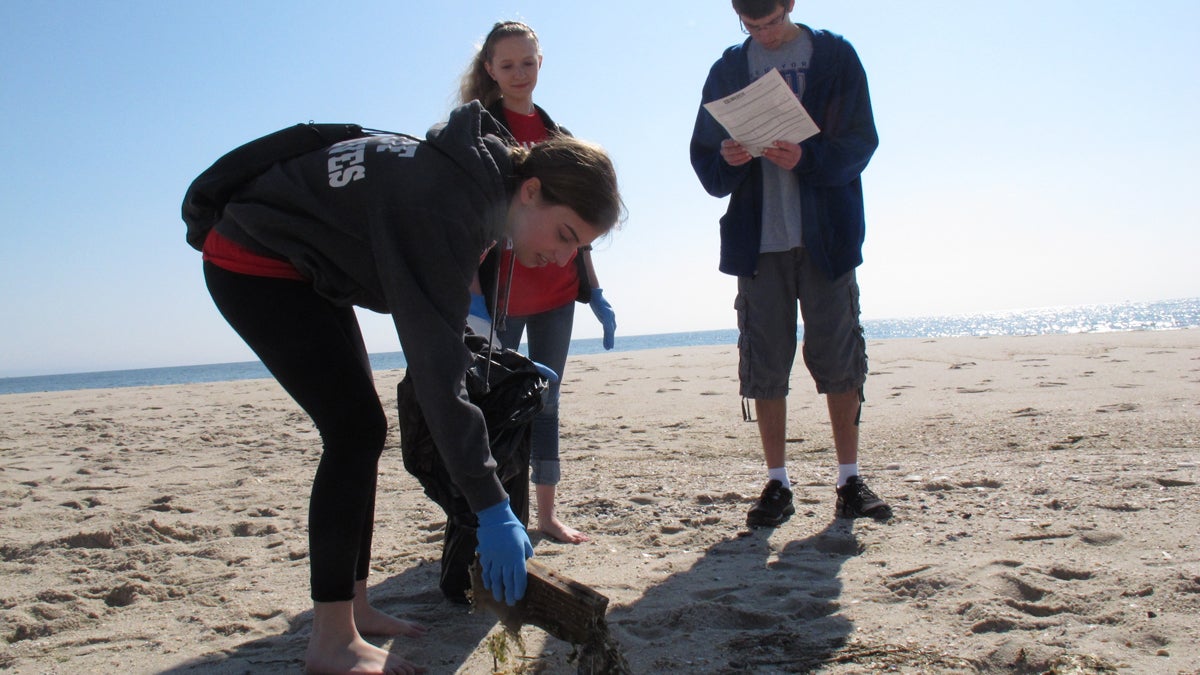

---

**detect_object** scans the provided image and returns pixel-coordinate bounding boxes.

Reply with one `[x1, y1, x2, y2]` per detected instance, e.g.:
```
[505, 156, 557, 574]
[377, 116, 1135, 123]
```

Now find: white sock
[768, 466, 790, 489]
[837, 463, 859, 488]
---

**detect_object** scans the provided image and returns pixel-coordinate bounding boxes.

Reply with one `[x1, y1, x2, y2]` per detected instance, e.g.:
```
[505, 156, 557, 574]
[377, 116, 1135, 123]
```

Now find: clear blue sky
[2, 1, 1198, 377]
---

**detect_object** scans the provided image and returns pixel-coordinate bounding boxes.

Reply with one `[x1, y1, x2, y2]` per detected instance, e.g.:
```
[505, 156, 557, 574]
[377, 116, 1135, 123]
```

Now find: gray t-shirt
[748, 29, 814, 252]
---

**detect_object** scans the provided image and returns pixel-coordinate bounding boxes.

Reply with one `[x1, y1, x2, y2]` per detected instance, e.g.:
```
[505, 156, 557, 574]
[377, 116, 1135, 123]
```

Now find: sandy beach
[1, 330, 1197, 674]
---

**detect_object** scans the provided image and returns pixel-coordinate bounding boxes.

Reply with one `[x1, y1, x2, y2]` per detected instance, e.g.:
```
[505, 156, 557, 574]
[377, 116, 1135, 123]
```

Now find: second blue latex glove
[589, 288, 617, 350]
[475, 498, 534, 605]
[467, 293, 500, 347]
[531, 361, 559, 384]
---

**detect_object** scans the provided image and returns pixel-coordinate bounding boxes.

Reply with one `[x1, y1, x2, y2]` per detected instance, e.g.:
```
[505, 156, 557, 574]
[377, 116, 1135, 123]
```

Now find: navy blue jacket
[690, 27, 878, 280]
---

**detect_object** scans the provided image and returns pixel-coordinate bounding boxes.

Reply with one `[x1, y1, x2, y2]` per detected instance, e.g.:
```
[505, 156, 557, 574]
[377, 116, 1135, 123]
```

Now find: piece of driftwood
[470, 558, 607, 643]
[470, 557, 631, 674]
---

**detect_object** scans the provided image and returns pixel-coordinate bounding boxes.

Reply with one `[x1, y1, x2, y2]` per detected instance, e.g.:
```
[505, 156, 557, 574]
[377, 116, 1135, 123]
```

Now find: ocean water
[2, 297, 1197, 396]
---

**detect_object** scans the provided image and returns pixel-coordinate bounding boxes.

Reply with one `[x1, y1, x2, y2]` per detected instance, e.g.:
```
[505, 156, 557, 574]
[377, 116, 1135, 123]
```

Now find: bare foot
[308, 599, 425, 674]
[351, 580, 428, 638]
[538, 517, 589, 544]
[354, 604, 427, 638]
[534, 484, 589, 544]
[304, 636, 424, 675]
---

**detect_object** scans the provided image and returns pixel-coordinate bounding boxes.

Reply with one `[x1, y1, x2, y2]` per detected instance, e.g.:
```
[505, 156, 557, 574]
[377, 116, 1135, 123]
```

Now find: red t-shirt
[202, 229, 305, 280]
[500, 107, 580, 316]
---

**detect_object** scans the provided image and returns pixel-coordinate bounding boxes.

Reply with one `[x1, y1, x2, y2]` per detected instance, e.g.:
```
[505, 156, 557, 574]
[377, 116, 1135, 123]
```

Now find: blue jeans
[497, 302, 574, 486]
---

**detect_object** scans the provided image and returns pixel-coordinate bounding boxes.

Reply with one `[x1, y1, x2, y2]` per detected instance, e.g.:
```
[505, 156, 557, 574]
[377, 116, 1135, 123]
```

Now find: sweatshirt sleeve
[370, 204, 507, 513]
[794, 37, 879, 187]
[690, 60, 754, 199]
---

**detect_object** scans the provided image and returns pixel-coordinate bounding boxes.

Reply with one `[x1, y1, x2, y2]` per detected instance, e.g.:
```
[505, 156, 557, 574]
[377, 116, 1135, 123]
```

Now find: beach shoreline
[6, 296, 1197, 394]
[1, 330, 1198, 673]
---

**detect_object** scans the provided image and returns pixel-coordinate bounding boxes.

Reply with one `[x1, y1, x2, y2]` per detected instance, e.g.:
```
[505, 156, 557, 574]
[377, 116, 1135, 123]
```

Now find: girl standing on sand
[460, 20, 617, 545]
[185, 104, 621, 674]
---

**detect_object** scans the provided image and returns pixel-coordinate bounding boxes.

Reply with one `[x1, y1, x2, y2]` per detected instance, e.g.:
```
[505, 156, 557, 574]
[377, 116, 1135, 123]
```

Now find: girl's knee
[319, 406, 388, 458]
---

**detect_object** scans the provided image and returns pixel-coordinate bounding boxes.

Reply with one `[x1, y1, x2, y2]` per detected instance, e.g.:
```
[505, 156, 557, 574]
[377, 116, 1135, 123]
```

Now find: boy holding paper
[690, 0, 889, 527]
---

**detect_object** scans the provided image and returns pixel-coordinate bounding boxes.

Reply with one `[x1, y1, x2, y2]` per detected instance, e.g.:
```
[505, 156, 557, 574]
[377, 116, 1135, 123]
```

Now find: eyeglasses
[740, 9, 789, 35]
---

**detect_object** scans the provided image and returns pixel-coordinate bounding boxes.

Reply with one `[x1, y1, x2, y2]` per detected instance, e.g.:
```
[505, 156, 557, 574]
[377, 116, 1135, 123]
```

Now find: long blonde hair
[458, 21, 541, 107]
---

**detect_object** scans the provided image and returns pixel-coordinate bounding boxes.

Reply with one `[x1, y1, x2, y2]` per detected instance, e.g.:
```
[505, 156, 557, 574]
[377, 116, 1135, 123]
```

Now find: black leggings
[204, 262, 386, 602]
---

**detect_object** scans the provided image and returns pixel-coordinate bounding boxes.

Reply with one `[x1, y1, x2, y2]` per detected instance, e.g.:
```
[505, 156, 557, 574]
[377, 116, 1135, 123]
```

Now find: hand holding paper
[703, 69, 819, 158]
[761, 139, 803, 171]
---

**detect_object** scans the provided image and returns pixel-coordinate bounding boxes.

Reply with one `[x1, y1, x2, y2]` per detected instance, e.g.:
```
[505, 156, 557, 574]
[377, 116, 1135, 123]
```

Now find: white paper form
[703, 68, 820, 157]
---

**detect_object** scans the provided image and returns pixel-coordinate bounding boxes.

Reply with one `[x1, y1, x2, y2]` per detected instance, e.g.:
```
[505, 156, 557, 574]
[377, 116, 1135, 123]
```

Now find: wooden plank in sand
[470, 558, 609, 644]
[470, 557, 632, 674]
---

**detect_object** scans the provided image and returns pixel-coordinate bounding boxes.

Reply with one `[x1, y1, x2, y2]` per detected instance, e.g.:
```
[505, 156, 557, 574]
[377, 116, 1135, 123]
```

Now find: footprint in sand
[694, 492, 744, 506]
[882, 566, 955, 601]
[1045, 566, 1094, 581]
[1078, 530, 1123, 546]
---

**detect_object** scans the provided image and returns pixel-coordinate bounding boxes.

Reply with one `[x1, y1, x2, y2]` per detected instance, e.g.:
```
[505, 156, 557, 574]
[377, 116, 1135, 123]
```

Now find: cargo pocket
[734, 292, 751, 392]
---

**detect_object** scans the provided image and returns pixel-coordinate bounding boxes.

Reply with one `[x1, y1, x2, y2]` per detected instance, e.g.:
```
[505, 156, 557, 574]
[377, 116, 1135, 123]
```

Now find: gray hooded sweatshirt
[212, 102, 514, 511]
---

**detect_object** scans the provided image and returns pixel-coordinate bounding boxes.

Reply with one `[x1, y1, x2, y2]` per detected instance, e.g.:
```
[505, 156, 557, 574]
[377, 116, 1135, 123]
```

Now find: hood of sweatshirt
[425, 101, 516, 245]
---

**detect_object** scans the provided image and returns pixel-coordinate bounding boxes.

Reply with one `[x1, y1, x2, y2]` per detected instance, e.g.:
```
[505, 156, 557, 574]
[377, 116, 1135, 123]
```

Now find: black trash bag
[398, 334, 546, 603]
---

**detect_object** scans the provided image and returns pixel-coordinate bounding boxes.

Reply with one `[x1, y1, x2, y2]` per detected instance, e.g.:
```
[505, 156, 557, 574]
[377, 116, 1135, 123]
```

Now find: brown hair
[458, 21, 541, 107]
[732, 0, 786, 20]
[509, 137, 624, 234]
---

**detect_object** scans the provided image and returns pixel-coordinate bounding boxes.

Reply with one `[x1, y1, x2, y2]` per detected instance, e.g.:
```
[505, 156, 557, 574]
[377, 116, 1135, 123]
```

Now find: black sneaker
[836, 476, 892, 520]
[746, 479, 796, 527]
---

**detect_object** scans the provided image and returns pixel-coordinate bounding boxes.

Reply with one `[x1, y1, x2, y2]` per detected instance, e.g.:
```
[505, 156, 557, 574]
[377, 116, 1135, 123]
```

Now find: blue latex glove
[475, 498, 533, 605]
[589, 288, 617, 350]
[467, 293, 499, 347]
[531, 361, 559, 384]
